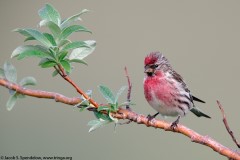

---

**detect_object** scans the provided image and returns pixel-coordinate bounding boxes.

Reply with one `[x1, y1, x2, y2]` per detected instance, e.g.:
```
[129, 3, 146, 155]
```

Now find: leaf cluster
[2, 4, 135, 133]
[11, 4, 96, 75]
[87, 85, 134, 132]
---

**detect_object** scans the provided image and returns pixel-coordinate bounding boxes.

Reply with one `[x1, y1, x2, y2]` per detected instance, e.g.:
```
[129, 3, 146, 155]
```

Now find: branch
[56, 64, 99, 107]
[217, 100, 240, 148]
[1, 78, 240, 159]
[0, 78, 81, 105]
[114, 109, 240, 160]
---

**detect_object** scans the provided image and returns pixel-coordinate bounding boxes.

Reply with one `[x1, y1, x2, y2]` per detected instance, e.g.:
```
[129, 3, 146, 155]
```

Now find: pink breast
[144, 76, 175, 106]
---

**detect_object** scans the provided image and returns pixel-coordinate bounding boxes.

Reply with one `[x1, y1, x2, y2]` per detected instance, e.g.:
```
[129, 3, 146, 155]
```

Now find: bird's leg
[147, 112, 159, 121]
[170, 115, 181, 129]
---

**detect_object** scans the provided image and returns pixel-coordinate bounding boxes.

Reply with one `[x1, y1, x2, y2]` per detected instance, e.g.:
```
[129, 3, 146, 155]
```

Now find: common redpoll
[143, 52, 210, 127]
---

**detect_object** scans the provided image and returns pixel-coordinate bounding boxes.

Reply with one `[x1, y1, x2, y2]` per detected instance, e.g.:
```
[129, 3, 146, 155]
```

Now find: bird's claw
[170, 121, 178, 129]
[147, 114, 153, 121]
[147, 112, 159, 122]
[170, 116, 180, 130]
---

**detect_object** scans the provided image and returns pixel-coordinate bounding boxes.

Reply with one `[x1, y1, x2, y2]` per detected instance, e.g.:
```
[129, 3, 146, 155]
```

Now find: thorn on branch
[217, 100, 240, 148]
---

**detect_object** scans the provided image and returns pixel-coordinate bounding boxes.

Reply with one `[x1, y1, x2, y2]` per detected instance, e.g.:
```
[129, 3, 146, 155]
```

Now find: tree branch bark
[0, 78, 81, 105]
[115, 108, 240, 160]
[1, 78, 240, 160]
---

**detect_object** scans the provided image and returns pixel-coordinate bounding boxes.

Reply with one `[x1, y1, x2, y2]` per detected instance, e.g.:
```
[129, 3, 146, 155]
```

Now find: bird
[143, 51, 210, 127]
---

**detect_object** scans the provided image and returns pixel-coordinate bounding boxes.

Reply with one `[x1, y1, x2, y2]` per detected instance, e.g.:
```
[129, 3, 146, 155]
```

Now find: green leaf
[88, 120, 100, 126]
[3, 61, 17, 83]
[69, 59, 88, 65]
[58, 39, 71, 47]
[14, 28, 52, 48]
[19, 76, 37, 86]
[24, 36, 36, 42]
[13, 28, 32, 37]
[0, 68, 4, 78]
[24, 34, 57, 45]
[11, 45, 51, 60]
[9, 89, 16, 95]
[118, 101, 136, 108]
[94, 111, 112, 121]
[98, 85, 115, 104]
[39, 20, 61, 37]
[60, 60, 71, 73]
[75, 99, 91, 112]
[52, 69, 59, 77]
[109, 113, 118, 123]
[88, 119, 111, 132]
[16, 93, 26, 99]
[6, 94, 18, 111]
[114, 86, 127, 104]
[59, 25, 92, 40]
[43, 33, 57, 46]
[75, 98, 89, 106]
[97, 106, 110, 112]
[69, 40, 96, 61]
[60, 9, 89, 29]
[58, 51, 68, 60]
[110, 104, 117, 111]
[61, 41, 88, 51]
[38, 4, 61, 25]
[39, 58, 57, 68]
[79, 106, 87, 112]
[48, 48, 57, 58]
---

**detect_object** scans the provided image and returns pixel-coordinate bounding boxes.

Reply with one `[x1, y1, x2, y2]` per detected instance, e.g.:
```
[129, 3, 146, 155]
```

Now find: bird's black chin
[147, 72, 154, 77]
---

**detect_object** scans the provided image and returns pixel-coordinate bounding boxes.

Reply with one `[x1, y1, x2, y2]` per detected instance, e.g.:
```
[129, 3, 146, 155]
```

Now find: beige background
[1, 0, 240, 159]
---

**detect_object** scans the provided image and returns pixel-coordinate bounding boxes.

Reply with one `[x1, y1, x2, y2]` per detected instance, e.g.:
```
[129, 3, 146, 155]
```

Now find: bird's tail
[190, 107, 211, 118]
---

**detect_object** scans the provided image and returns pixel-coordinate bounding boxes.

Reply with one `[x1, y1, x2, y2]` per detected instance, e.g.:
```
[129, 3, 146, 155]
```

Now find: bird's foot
[147, 112, 159, 122]
[170, 116, 181, 130]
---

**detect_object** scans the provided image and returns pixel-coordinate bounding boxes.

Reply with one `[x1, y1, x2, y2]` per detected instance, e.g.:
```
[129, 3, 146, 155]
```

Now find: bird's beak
[144, 68, 154, 74]
[144, 67, 154, 76]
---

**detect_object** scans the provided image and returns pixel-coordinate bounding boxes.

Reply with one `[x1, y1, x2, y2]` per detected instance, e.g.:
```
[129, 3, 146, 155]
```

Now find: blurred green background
[1, 0, 240, 159]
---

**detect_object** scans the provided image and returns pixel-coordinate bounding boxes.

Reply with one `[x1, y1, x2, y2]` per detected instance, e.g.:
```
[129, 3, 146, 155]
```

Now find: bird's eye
[153, 64, 159, 68]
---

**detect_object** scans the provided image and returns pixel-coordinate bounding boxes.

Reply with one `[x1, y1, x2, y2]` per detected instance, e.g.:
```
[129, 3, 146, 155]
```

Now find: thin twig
[57, 64, 99, 108]
[121, 66, 133, 124]
[217, 100, 240, 148]
[124, 66, 132, 109]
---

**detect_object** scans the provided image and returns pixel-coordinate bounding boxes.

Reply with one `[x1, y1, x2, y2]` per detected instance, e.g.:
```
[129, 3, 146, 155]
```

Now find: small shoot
[74, 90, 93, 112]
[87, 85, 134, 132]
